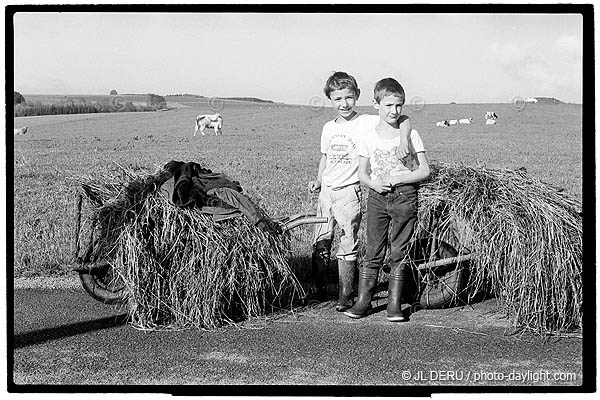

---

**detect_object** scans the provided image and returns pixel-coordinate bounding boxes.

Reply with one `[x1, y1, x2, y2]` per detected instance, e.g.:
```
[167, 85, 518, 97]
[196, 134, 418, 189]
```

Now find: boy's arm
[358, 156, 392, 194]
[383, 152, 430, 186]
[308, 153, 327, 192]
[397, 116, 411, 158]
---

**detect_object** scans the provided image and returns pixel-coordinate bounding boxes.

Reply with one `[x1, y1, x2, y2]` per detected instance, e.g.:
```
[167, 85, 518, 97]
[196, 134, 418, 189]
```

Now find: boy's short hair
[373, 78, 405, 104]
[323, 71, 360, 99]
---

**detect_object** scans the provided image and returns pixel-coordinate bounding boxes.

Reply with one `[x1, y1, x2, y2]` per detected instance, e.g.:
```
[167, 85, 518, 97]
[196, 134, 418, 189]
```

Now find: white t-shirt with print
[357, 128, 426, 181]
[320, 114, 379, 189]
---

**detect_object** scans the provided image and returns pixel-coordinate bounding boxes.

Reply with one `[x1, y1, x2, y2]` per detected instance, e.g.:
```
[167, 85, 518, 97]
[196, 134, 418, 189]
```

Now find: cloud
[520, 62, 555, 92]
[490, 40, 581, 102]
[556, 35, 582, 53]
[490, 42, 526, 66]
[521, 62, 553, 81]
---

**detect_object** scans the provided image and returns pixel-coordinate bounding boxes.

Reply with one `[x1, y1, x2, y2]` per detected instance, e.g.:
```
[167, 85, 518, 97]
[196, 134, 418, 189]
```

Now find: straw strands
[77, 161, 583, 334]
[415, 162, 582, 334]
[77, 166, 303, 330]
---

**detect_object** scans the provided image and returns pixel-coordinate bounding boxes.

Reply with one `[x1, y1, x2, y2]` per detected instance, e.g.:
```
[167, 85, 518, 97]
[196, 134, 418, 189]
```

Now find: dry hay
[76, 161, 583, 335]
[414, 161, 582, 334]
[77, 165, 303, 331]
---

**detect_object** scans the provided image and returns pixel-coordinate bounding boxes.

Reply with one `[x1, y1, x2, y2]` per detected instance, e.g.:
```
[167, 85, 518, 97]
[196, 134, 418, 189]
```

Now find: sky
[12, 12, 584, 105]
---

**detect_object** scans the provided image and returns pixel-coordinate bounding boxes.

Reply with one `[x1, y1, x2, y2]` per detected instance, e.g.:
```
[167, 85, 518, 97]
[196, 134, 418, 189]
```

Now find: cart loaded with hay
[72, 160, 582, 335]
[408, 162, 582, 335]
[72, 160, 327, 330]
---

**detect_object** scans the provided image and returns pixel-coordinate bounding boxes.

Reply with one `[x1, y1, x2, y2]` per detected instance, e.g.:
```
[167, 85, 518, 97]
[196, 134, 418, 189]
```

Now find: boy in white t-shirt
[344, 77, 430, 322]
[308, 72, 411, 310]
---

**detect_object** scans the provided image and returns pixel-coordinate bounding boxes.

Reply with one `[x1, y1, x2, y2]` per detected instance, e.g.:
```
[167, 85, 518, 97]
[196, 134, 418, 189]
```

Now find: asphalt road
[11, 286, 584, 392]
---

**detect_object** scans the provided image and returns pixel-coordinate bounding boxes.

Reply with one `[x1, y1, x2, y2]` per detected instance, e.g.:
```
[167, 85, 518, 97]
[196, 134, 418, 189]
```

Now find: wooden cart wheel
[408, 238, 470, 309]
[78, 258, 127, 305]
[73, 193, 127, 305]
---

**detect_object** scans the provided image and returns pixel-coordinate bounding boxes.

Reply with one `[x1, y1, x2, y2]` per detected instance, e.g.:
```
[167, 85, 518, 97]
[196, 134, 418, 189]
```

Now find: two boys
[309, 72, 430, 322]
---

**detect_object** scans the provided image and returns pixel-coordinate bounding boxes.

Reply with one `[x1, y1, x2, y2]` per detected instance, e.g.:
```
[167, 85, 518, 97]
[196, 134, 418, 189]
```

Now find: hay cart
[71, 189, 327, 304]
[72, 193, 472, 309]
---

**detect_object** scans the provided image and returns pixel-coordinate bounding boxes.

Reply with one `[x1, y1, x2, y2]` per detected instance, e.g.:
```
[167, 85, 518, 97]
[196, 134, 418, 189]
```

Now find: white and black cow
[436, 120, 450, 127]
[14, 126, 28, 135]
[194, 114, 223, 137]
[485, 112, 498, 120]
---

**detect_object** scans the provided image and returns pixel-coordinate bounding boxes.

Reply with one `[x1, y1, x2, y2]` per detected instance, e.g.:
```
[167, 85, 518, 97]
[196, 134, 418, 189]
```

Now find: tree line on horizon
[13, 91, 168, 117]
[166, 93, 275, 103]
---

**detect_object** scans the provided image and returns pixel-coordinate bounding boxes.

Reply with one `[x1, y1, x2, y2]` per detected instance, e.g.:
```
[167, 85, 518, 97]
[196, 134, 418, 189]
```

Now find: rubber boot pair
[335, 260, 356, 312]
[310, 239, 331, 301]
[386, 263, 407, 322]
[343, 268, 380, 318]
[344, 264, 407, 322]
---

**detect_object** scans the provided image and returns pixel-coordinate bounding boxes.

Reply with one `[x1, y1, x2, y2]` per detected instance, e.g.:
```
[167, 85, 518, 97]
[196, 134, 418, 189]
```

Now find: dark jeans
[364, 184, 418, 273]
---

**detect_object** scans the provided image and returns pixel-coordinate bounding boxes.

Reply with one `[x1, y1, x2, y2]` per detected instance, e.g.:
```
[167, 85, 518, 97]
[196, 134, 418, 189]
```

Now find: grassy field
[12, 99, 582, 278]
[21, 94, 279, 108]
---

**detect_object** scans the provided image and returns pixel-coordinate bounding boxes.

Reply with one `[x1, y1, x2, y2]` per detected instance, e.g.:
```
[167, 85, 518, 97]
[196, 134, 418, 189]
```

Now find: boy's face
[329, 88, 359, 120]
[373, 94, 404, 126]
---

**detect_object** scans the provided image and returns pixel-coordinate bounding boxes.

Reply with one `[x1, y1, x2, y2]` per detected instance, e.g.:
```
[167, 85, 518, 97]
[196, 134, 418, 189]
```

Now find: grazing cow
[485, 119, 496, 125]
[485, 112, 498, 120]
[436, 120, 450, 127]
[458, 118, 473, 124]
[194, 114, 223, 137]
[14, 126, 28, 135]
[448, 119, 458, 125]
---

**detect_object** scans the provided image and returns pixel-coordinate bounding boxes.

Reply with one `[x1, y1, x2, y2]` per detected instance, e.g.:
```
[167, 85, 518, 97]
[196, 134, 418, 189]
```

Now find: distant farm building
[525, 97, 564, 105]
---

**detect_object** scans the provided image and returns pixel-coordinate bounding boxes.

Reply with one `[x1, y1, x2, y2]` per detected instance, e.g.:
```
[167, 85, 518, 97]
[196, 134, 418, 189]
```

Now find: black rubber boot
[387, 263, 406, 322]
[335, 260, 356, 312]
[310, 239, 331, 301]
[344, 268, 380, 318]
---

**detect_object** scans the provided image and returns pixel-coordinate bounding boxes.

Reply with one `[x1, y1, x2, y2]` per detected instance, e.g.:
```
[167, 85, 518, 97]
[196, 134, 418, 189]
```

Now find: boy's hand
[397, 141, 409, 159]
[308, 180, 322, 193]
[372, 177, 392, 194]
[381, 174, 393, 186]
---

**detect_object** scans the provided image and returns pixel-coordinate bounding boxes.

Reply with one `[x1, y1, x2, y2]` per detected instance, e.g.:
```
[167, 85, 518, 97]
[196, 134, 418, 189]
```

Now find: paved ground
[10, 283, 585, 391]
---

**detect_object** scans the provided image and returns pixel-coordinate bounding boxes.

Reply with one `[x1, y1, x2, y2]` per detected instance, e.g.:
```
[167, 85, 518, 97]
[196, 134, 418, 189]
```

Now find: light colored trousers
[313, 183, 362, 261]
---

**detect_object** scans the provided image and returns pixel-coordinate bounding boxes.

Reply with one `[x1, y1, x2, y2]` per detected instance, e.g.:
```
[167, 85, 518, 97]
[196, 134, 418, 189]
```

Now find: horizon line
[18, 93, 580, 105]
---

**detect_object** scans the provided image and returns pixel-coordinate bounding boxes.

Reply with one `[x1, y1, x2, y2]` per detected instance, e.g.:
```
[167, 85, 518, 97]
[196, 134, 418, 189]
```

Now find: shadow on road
[13, 314, 128, 349]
